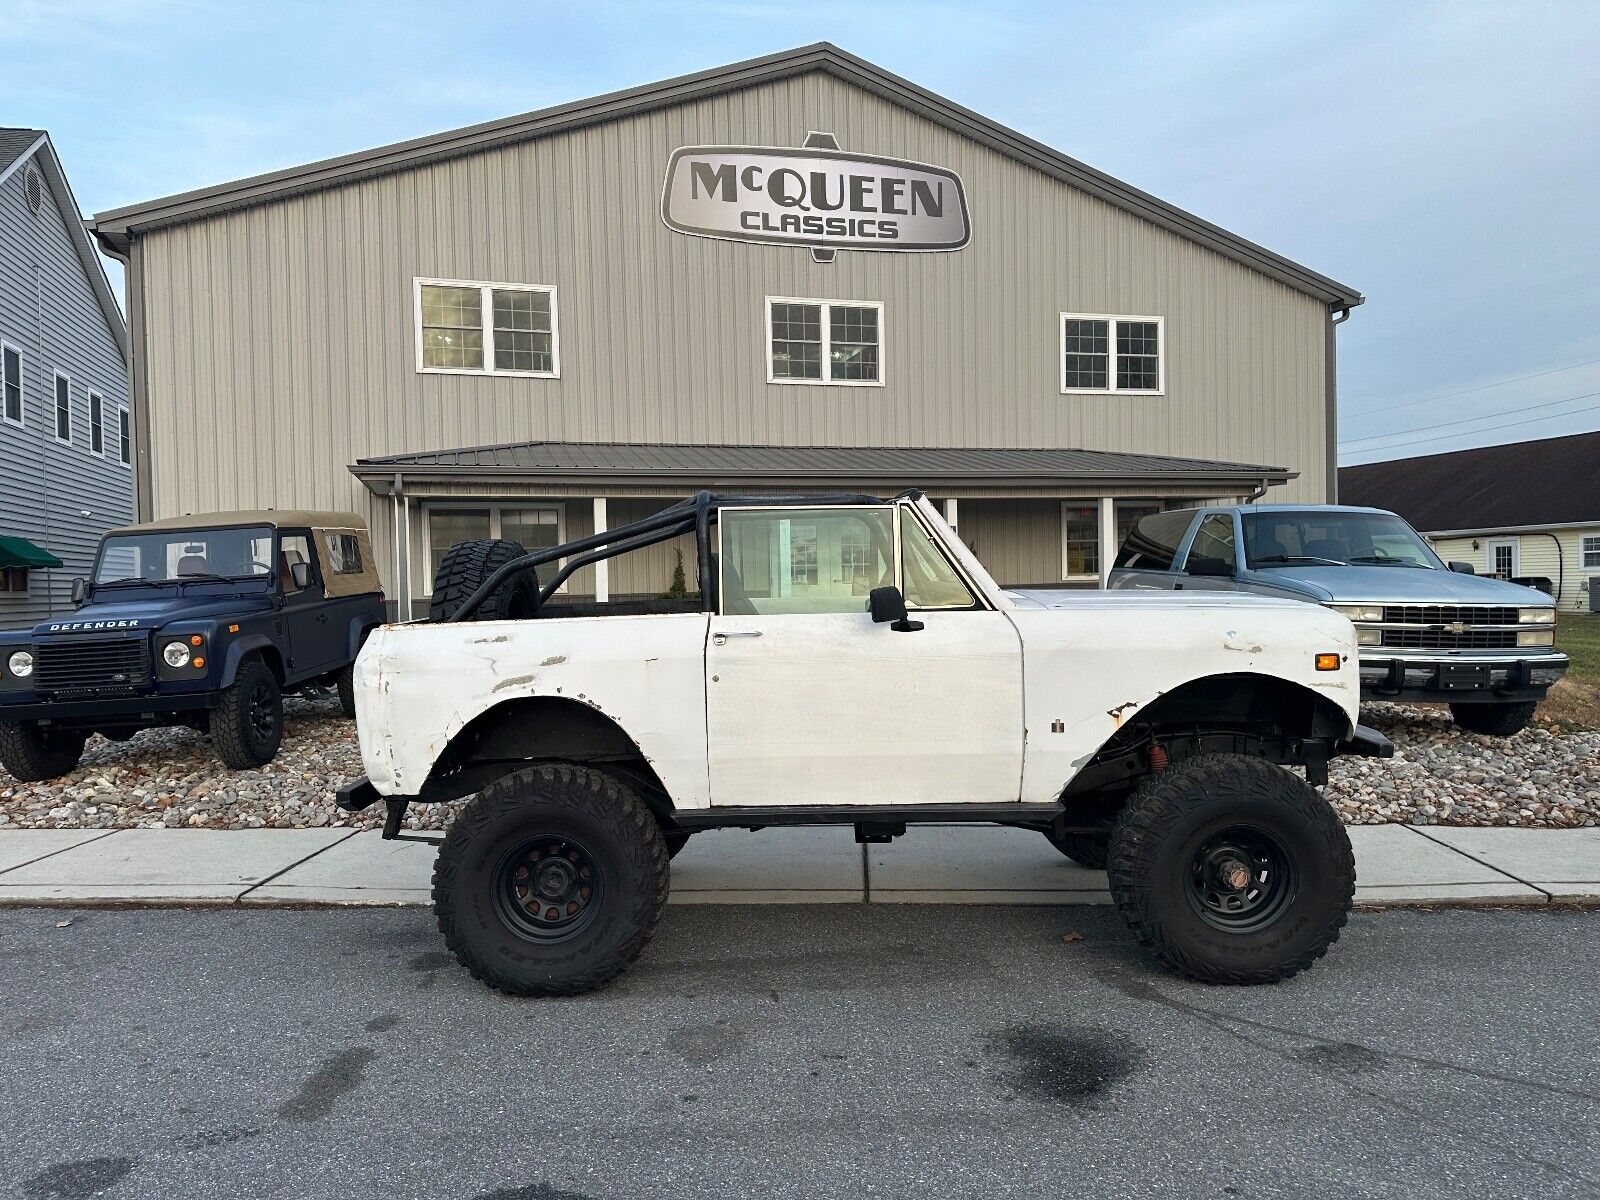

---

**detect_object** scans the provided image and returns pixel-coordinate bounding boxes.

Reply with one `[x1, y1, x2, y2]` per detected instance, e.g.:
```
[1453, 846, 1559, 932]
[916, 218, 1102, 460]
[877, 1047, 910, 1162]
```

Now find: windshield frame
[1241, 510, 1445, 571]
[90, 523, 281, 590]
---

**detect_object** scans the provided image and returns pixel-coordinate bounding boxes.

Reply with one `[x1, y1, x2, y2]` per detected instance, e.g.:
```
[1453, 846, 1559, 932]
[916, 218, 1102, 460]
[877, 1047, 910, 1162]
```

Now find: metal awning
[0, 534, 63, 569]
[351, 440, 1295, 495]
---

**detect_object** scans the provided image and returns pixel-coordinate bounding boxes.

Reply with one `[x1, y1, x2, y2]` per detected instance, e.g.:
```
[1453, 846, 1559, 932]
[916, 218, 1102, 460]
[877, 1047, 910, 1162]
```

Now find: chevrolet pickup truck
[338, 492, 1391, 996]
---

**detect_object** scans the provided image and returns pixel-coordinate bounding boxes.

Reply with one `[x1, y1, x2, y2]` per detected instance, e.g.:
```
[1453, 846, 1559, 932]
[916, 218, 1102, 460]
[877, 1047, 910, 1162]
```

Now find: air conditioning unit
[1589, 583, 1600, 614]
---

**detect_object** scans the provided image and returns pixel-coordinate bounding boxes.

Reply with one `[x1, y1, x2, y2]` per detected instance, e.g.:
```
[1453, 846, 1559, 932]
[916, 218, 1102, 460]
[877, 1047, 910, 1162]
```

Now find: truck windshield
[94, 526, 276, 585]
[1241, 512, 1441, 569]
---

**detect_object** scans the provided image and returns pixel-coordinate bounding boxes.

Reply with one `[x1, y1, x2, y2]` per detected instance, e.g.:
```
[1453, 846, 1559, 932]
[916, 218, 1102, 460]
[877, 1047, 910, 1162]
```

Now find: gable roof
[1339, 430, 1600, 532]
[91, 44, 1361, 309]
[351, 438, 1294, 491]
[0, 128, 128, 360]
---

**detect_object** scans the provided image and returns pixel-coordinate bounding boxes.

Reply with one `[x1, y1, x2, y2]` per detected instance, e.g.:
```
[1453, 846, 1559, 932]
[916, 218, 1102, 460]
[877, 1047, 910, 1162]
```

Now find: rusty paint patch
[491, 673, 540, 693]
[468, 635, 511, 645]
[540, 655, 567, 667]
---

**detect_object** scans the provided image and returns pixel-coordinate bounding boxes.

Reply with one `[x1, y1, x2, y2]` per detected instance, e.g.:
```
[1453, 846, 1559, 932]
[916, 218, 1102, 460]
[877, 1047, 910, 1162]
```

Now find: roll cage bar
[448, 490, 917, 622]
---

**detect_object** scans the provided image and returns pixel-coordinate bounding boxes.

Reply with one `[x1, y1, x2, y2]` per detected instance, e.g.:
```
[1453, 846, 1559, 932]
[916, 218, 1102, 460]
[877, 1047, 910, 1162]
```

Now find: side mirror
[1186, 555, 1234, 578]
[290, 561, 311, 590]
[71, 577, 87, 606]
[868, 585, 924, 633]
[1448, 561, 1475, 575]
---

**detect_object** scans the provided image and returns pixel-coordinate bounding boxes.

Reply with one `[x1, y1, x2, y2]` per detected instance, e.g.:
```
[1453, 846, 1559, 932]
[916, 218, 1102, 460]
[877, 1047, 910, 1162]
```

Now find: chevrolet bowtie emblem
[1442, 621, 1469, 635]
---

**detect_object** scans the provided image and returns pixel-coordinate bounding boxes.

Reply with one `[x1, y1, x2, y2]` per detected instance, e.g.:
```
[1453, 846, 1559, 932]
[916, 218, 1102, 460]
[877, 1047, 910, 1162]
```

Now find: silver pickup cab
[1108, 504, 1566, 736]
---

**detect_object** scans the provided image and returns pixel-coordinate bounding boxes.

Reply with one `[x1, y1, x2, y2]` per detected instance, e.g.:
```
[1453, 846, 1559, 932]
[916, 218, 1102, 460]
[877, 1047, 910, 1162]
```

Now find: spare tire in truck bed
[430, 539, 541, 622]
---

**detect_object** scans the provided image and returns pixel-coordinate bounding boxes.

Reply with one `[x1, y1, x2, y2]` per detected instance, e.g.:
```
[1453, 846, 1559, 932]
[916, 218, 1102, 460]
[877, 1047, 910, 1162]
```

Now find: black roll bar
[447, 490, 888, 622]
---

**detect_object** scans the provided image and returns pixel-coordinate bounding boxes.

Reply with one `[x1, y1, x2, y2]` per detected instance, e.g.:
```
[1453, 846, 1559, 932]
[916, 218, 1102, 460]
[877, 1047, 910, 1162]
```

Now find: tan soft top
[110, 509, 367, 535]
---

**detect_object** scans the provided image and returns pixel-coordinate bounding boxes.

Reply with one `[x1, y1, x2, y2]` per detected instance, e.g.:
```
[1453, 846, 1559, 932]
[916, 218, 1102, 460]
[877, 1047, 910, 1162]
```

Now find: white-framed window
[1060, 313, 1164, 395]
[1581, 534, 1600, 570]
[0, 567, 30, 594]
[414, 277, 559, 377]
[2, 342, 22, 426]
[766, 297, 884, 386]
[1487, 538, 1518, 579]
[423, 503, 565, 594]
[88, 391, 104, 455]
[52, 371, 71, 444]
[1061, 503, 1101, 580]
[117, 406, 131, 466]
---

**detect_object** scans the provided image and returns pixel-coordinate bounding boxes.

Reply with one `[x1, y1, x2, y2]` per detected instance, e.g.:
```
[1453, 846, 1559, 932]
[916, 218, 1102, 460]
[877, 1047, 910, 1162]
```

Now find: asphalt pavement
[1, 904, 1596, 1199]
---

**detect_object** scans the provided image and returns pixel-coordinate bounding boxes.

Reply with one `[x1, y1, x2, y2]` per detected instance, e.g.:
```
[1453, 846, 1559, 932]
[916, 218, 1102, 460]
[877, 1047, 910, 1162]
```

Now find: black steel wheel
[1108, 752, 1354, 985]
[433, 764, 669, 997]
[214, 657, 283, 770]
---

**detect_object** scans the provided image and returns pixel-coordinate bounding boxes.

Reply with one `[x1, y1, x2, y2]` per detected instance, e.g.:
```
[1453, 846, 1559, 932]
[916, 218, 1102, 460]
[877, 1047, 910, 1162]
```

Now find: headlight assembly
[1518, 608, 1556, 624]
[6, 650, 32, 678]
[1517, 629, 1555, 648]
[162, 641, 191, 668]
[1330, 604, 1384, 623]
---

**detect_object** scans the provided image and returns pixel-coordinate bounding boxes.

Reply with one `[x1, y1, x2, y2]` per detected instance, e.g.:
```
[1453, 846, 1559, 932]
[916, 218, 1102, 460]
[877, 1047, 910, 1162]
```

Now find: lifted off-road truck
[338, 492, 1392, 995]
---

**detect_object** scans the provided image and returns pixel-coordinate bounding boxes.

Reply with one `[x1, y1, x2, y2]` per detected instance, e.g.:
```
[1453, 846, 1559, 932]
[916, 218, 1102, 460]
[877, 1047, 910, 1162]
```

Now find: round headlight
[7, 650, 33, 678]
[162, 641, 191, 668]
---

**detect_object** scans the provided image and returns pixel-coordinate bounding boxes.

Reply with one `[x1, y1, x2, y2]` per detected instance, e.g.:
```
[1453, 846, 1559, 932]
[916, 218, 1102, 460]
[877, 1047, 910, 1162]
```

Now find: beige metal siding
[136, 70, 1331, 588]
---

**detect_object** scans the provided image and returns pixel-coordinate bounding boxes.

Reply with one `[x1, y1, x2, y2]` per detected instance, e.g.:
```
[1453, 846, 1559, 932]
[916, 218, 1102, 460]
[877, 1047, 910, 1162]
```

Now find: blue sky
[7, 0, 1597, 464]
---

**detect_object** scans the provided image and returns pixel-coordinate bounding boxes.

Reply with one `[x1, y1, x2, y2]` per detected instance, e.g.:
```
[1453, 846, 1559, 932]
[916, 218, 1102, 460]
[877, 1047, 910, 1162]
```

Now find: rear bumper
[1357, 652, 1567, 703]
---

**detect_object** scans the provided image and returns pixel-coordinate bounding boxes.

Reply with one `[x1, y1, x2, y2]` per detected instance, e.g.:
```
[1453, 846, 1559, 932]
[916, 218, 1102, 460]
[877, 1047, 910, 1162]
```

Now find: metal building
[90, 44, 1361, 615]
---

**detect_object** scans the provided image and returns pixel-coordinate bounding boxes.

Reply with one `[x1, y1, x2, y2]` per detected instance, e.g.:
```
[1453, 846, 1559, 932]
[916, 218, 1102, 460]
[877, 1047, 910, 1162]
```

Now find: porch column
[942, 497, 959, 534]
[592, 497, 608, 603]
[1097, 496, 1116, 589]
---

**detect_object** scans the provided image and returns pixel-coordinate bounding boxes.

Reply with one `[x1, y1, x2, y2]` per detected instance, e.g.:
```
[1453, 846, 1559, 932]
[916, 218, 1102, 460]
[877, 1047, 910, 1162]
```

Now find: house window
[0, 567, 29, 594]
[89, 391, 103, 455]
[117, 407, 131, 465]
[53, 372, 71, 443]
[767, 298, 883, 385]
[1582, 535, 1600, 570]
[1061, 504, 1100, 579]
[1060, 314, 1164, 394]
[415, 278, 558, 377]
[2, 344, 21, 426]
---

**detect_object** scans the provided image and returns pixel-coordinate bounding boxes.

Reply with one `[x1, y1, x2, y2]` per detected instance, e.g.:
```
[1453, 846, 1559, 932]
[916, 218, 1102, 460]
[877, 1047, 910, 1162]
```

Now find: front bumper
[1357, 652, 1567, 703]
[0, 691, 218, 725]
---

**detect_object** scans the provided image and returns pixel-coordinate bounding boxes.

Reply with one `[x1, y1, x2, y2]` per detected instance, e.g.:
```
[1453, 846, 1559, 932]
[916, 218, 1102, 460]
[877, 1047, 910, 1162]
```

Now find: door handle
[316, 613, 329, 622]
[712, 631, 762, 645]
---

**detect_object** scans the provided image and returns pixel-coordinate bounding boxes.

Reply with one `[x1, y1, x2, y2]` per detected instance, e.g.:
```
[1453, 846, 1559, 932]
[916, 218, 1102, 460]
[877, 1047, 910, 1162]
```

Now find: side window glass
[1115, 510, 1194, 571]
[279, 533, 316, 595]
[719, 507, 894, 615]
[901, 511, 976, 609]
[325, 532, 364, 574]
[1186, 515, 1237, 571]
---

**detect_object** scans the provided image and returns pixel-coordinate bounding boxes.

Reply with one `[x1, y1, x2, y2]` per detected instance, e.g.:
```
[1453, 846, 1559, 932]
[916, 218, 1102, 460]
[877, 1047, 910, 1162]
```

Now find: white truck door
[706, 504, 1023, 808]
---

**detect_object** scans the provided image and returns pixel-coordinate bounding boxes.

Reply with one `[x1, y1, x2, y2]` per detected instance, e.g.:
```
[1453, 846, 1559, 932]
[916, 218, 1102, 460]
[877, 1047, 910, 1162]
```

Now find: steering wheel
[247, 559, 273, 575]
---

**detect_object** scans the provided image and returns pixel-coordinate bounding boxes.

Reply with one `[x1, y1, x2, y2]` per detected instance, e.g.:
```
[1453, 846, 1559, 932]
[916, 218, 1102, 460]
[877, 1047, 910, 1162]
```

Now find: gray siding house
[91, 44, 1359, 616]
[0, 129, 132, 626]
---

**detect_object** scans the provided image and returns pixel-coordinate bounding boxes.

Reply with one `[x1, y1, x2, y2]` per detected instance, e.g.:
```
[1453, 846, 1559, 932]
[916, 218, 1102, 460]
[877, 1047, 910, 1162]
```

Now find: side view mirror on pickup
[1186, 555, 1234, 578]
[1448, 561, 1475, 575]
[868, 585, 924, 633]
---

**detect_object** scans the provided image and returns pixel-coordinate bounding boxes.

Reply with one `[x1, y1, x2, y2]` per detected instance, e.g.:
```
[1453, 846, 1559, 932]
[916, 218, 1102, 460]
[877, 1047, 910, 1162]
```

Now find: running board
[671, 803, 1066, 831]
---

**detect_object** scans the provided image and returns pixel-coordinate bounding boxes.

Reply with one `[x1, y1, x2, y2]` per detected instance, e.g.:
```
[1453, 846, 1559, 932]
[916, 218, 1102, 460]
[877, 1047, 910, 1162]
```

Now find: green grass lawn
[1557, 613, 1600, 687]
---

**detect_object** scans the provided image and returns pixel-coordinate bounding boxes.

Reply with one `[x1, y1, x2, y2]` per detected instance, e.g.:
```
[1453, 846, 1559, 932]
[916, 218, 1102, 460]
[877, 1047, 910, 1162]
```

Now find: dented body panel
[351, 497, 1361, 811]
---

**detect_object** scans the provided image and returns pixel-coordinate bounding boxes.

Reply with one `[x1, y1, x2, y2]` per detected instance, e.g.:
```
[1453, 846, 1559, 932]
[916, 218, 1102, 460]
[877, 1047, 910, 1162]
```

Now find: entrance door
[279, 530, 343, 678]
[706, 505, 1024, 808]
[1487, 539, 1519, 579]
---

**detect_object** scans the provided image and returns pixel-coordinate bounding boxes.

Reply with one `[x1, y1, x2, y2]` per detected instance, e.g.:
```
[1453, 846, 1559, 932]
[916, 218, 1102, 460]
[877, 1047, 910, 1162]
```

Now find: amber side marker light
[189, 634, 203, 646]
[192, 657, 206, 669]
[227, 624, 240, 633]
[1315, 653, 1341, 672]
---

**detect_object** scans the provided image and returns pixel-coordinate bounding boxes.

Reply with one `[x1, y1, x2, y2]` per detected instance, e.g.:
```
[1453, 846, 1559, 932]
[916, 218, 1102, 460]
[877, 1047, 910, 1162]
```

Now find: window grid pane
[492, 288, 554, 373]
[1581, 536, 1600, 569]
[55, 376, 70, 441]
[1063, 504, 1099, 577]
[118, 410, 130, 464]
[1063, 318, 1109, 389]
[421, 284, 485, 370]
[89, 393, 103, 453]
[829, 305, 880, 382]
[3, 348, 20, 422]
[771, 302, 824, 380]
[1116, 320, 1160, 391]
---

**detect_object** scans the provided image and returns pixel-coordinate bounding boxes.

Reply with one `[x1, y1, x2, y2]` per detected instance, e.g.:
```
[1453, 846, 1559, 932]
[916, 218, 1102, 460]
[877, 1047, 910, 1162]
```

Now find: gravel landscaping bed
[0, 698, 1594, 831]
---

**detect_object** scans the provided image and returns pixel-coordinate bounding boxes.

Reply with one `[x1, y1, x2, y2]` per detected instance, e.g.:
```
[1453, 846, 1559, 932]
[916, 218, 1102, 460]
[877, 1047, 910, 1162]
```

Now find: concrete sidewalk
[0, 823, 1594, 907]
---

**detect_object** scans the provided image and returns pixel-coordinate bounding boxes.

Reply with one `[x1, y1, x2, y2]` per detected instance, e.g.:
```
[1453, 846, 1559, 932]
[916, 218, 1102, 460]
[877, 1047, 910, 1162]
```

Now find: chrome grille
[1381, 605, 1519, 626]
[1380, 627, 1518, 650]
[33, 637, 150, 697]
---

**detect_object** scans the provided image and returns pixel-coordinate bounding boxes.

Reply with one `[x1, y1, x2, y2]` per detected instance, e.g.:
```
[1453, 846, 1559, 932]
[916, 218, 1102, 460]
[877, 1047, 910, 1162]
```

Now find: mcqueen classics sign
[661, 144, 971, 252]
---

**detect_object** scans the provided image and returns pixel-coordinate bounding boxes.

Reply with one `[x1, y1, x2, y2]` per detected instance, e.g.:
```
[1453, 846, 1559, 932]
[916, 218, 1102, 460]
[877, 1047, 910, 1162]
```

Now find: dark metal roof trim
[90, 44, 1361, 307]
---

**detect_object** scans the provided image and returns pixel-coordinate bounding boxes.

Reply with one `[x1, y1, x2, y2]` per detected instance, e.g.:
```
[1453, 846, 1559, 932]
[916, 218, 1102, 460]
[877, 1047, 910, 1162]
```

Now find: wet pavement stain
[988, 1024, 1143, 1106]
[276, 1047, 377, 1123]
[365, 1014, 402, 1032]
[1292, 1042, 1388, 1075]
[473, 1184, 596, 1200]
[20, 1155, 135, 1199]
[668, 1020, 751, 1066]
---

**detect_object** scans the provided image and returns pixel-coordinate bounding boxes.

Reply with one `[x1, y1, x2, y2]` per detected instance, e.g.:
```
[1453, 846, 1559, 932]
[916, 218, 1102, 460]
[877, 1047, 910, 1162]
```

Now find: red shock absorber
[1147, 743, 1170, 773]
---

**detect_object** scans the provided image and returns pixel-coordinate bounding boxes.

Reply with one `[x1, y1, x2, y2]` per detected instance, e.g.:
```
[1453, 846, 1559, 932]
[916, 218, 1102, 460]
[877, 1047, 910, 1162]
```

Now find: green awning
[0, 535, 63, 569]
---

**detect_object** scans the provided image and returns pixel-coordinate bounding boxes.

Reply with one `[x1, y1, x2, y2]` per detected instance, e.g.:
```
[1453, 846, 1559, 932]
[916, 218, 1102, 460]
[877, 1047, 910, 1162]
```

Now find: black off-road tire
[1450, 701, 1536, 737]
[1107, 753, 1355, 986]
[0, 721, 87, 782]
[213, 657, 283, 770]
[663, 830, 692, 859]
[336, 663, 357, 719]
[1045, 830, 1109, 869]
[429, 539, 540, 622]
[433, 764, 670, 997]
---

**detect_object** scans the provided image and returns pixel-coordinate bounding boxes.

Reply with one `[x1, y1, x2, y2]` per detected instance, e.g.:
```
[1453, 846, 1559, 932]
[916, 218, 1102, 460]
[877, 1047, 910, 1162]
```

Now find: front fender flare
[219, 634, 279, 688]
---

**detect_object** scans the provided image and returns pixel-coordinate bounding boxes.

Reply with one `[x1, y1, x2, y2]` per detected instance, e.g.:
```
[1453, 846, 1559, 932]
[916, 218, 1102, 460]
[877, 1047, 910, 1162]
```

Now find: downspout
[1541, 531, 1565, 609]
[35, 263, 52, 614]
[1245, 477, 1272, 504]
[1325, 305, 1352, 505]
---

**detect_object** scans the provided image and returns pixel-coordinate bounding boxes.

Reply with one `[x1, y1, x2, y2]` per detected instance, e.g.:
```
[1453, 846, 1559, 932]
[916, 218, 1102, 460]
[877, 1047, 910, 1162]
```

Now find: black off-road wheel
[213, 657, 283, 770]
[433, 764, 670, 997]
[1045, 830, 1109, 869]
[0, 721, 87, 782]
[429, 539, 540, 622]
[1107, 753, 1354, 985]
[1450, 701, 1536, 737]
[336, 663, 357, 719]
